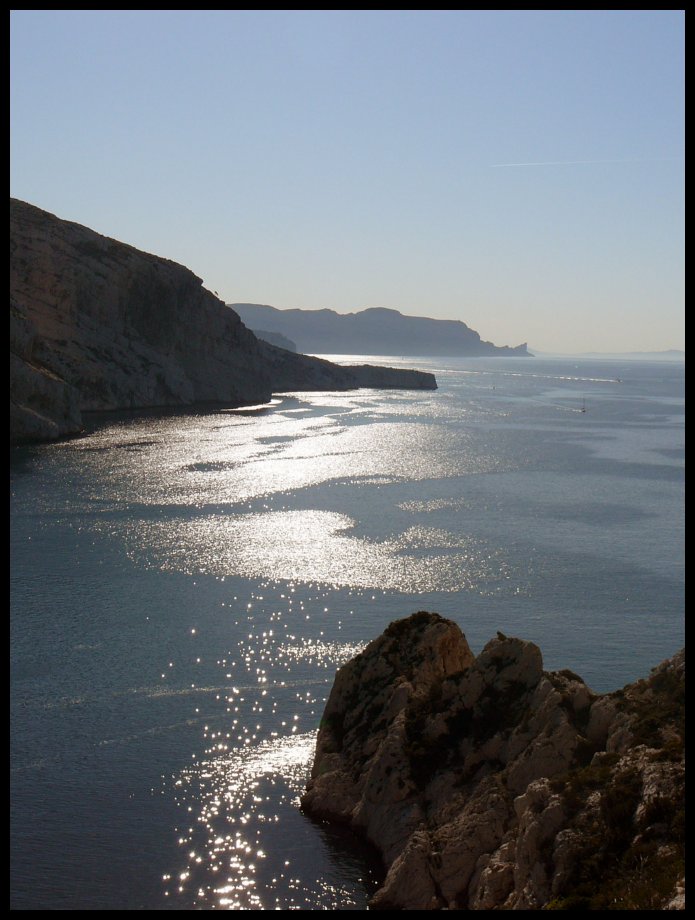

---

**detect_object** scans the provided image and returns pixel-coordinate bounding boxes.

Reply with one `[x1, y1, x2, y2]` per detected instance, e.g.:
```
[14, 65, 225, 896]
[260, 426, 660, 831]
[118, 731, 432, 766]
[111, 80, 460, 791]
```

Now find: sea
[10, 354, 684, 911]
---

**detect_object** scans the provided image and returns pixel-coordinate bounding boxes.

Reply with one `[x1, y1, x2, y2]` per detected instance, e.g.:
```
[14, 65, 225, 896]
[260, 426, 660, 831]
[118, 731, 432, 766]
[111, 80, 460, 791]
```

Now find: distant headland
[10, 199, 436, 444]
[232, 303, 531, 358]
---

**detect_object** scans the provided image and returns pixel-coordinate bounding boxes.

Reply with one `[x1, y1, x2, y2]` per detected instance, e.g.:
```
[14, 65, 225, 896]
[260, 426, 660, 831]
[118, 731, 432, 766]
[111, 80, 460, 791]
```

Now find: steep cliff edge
[10, 199, 436, 443]
[302, 612, 684, 910]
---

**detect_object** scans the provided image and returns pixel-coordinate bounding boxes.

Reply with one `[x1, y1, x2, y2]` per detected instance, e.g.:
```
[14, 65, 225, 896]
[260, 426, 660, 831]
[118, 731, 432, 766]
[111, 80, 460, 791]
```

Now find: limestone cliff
[302, 612, 684, 910]
[10, 199, 436, 443]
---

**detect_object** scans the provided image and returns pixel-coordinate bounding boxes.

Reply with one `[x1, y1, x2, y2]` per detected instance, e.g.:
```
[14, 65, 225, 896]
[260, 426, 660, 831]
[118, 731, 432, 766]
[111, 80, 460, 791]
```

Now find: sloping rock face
[250, 329, 298, 351]
[10, 199, 436, 443]
[10, 295, 82, 442]
[233, 302, 531, 357]
[302, 613, 684, 910]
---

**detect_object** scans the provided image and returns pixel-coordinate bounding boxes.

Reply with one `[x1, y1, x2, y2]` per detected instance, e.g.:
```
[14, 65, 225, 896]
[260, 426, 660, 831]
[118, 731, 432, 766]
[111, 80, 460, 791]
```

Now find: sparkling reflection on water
[10, 357, 684, 910]
[170, 733, 361, 910]
[119, 510, 512, 593]
[170, 732, 316, 909]
[160, 586, 376, 911]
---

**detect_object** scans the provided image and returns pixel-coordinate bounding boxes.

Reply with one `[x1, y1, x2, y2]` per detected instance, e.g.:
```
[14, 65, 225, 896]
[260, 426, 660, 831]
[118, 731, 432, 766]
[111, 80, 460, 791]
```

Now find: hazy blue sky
[10, 10, 684, 353]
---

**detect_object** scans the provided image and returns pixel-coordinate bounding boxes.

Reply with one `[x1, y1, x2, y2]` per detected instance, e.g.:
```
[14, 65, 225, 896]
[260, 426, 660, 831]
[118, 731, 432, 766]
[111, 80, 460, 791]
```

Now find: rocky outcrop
[250, 329, 297, 351]
[302, 613, 685, 910]
[10, 199, 436, 443]
[254, 342, 436, 395]
[233, 302, 532, 357]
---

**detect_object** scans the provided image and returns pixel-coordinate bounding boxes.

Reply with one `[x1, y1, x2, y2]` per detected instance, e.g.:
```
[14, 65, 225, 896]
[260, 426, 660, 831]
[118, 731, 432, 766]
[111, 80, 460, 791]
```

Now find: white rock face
[301, 612, 685, 910]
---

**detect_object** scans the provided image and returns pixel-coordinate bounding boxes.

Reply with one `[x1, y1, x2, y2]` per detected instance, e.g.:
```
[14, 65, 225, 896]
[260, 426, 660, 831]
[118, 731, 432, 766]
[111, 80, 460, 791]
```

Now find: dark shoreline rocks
[301, 612, 685, 910]
[10, 199, 436, 445]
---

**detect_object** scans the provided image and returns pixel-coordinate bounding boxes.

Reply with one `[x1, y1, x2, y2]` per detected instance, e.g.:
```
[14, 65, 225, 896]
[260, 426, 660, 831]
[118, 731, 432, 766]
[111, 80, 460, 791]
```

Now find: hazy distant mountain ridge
[232, 303, 531, 357]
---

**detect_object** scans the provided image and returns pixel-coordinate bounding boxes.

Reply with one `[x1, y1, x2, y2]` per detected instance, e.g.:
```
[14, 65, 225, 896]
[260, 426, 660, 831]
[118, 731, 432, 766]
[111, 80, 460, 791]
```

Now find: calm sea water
[10, 355, 684, 910]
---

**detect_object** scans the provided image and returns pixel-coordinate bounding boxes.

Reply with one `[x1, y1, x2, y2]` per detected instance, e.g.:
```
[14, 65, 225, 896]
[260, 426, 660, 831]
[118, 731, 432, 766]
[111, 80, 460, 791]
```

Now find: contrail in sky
[490, 157, 681, 167]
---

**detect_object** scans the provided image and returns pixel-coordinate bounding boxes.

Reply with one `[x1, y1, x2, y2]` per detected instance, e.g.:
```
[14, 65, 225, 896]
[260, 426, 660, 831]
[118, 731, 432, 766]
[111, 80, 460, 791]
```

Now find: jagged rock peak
[302, 613, 685, 911]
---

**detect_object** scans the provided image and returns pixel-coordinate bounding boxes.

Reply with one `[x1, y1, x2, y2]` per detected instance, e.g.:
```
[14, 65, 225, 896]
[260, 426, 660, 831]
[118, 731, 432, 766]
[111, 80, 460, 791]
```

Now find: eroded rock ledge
[301, 612, 685, 910]
[10, 199, 436, 444]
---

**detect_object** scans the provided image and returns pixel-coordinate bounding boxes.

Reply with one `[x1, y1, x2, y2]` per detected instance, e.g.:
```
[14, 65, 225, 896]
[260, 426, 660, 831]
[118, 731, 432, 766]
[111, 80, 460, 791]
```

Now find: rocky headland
[232, 302, 532, 358]
[10, 199, 436, 444]
[249, 329, 298, 351]
[302, 612, 684, 910]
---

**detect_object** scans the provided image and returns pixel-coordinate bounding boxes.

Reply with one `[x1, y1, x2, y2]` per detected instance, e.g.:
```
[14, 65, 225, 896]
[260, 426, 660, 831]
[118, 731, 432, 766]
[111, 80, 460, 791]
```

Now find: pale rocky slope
[10, 199, 435, 443]
[302, 612, 684, 910]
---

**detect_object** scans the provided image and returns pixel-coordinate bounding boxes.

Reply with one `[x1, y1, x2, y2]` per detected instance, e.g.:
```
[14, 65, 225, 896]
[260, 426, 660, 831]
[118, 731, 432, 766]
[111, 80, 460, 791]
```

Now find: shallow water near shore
[10, 355, 684, 910]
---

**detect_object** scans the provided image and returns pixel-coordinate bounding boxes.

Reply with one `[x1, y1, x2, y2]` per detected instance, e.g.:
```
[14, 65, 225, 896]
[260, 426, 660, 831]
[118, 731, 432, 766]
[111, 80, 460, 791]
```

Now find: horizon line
[490, 156, 682, 168]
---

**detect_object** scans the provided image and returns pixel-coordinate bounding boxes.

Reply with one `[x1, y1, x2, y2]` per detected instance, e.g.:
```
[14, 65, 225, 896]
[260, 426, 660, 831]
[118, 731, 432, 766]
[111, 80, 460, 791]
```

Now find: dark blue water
[10, 356, 684, 909]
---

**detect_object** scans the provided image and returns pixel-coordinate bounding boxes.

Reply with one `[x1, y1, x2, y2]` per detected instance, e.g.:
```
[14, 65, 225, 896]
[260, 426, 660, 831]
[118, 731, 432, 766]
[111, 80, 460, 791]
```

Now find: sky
[10, 10, 684, 354]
